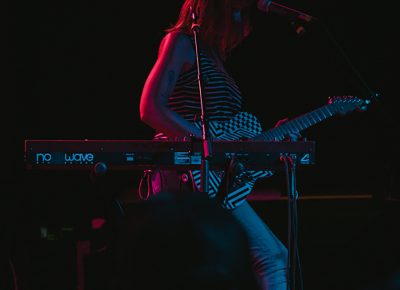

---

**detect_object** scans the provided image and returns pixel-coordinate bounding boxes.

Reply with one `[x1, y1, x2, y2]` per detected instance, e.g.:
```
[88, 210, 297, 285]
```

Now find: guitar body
[191, 95, 371, 209]
[192, 112, 274, 210]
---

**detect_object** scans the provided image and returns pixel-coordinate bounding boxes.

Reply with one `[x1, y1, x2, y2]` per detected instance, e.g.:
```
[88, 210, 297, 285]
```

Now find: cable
[281, 155, 303, 290]
[282, 155, 292, 290]
[138, 170, 152, 200]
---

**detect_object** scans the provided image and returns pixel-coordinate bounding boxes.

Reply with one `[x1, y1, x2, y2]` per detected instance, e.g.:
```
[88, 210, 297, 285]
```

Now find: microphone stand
[190, 7, 212, 194]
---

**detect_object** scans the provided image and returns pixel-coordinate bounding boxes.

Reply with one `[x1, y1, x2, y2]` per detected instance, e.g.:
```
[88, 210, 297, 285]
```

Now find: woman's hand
[274, 117, 302, 141]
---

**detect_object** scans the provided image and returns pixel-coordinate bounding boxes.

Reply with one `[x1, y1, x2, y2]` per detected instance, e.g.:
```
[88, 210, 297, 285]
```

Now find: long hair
[166, 0, 256, 60]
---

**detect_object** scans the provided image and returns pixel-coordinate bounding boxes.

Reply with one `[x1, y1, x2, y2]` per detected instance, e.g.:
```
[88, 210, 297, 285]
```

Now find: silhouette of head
[113, 191, 260, 290]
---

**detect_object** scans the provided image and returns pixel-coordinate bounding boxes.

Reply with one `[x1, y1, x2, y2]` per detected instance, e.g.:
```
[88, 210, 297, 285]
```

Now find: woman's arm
[139, 31, 203, 139]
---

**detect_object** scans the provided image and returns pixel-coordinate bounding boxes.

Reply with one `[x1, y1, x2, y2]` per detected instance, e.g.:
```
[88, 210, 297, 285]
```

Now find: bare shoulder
[159, 31, 195, 65]
[160, 31, 193, 51]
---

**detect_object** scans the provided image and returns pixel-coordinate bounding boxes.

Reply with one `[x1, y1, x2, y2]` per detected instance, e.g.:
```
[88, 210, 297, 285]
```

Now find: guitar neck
[253, 104, 338, 141]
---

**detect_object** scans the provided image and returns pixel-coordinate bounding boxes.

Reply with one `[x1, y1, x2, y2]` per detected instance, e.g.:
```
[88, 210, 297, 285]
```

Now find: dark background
[7, 0, 397, 197]
[5, 1, 399, 290]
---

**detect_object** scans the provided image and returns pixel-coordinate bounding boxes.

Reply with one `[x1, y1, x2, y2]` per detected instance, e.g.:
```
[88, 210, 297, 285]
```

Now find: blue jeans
[231, 201, 288, 290]
[145, 169, 288, 289]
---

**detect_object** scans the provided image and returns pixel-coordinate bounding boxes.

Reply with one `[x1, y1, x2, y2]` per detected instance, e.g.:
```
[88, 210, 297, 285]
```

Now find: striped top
[155, 36, 243, 139]
[150, 36, 267, 210]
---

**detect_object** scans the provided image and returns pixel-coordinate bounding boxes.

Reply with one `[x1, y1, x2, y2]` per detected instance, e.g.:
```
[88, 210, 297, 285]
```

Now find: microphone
[257, 0, 317, 23]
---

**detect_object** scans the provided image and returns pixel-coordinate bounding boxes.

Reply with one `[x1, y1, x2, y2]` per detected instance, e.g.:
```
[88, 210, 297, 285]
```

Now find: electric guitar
[192, 95, 374, 209]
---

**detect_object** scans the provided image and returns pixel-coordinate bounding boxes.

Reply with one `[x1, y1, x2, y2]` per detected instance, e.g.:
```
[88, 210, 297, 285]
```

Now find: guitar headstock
[328, 95, 372, 115]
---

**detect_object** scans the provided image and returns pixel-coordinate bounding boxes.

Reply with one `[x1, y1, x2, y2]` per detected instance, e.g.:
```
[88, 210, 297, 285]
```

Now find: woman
[139, 0, 289, 289]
